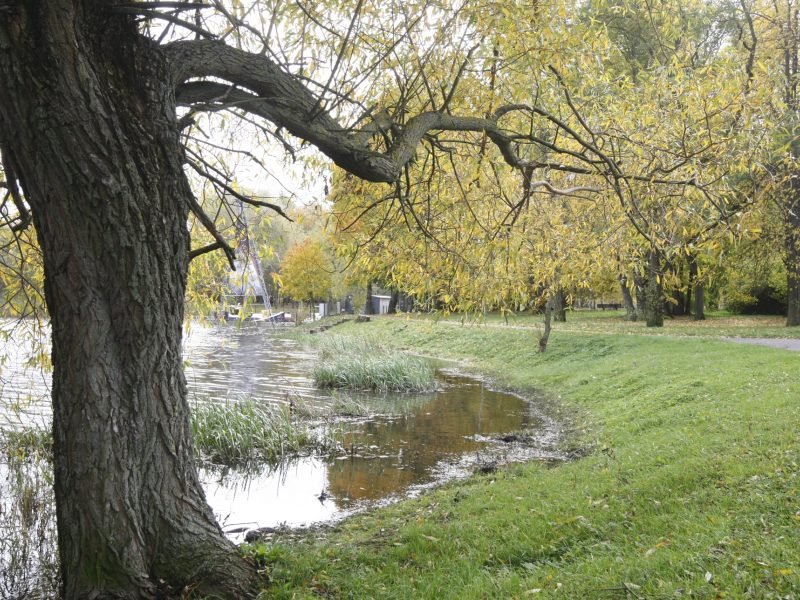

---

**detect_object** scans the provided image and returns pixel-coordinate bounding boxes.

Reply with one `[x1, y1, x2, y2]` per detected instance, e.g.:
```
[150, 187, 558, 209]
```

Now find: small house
[371, 294, 391, 315]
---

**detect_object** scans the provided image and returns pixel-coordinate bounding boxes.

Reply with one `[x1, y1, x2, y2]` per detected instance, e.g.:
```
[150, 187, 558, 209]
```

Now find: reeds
[312, 335, 435, 392]
[190, 399, 337, 465]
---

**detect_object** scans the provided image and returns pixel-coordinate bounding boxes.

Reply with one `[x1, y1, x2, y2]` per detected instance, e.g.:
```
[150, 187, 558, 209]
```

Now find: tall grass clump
[312, 335, 435, 392]
[191, 399, 333, 465]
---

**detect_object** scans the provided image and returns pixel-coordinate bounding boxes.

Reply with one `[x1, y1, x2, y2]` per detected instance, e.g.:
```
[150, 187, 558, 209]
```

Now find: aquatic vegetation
[0, 448, 60, 599]
[312, 335, 435, 392]
[190, 399, 338, 465]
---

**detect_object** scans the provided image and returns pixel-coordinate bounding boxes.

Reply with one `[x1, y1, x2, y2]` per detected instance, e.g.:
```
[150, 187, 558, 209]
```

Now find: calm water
[0, 321, 563, 531]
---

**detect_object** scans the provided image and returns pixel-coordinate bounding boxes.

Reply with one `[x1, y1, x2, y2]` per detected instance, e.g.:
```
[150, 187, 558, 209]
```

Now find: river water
[0, 321, 563, 533]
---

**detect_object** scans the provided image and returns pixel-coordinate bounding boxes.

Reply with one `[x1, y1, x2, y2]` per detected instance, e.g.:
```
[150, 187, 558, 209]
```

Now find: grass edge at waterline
[256, 315, 800, 599]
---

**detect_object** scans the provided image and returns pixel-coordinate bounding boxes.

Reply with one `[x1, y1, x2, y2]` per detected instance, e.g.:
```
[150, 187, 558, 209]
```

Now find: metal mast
[234, 199, 275, 327]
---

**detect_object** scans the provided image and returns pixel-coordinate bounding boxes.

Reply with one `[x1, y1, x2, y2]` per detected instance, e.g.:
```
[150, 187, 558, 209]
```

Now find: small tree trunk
[619, 274, 637, 321]
[644, 250, 664, 327]
[785, 182, 800, 326]
[364, 281, 375, 314]
[633, 270, 647, 321]
[689, 257, 706, 321]
[539, 297, 554, 352]
[685, 266, 693, 317]
[388, 288, 399, 314]
[694, 281, 706, 321]
[552, 288, 567, 322]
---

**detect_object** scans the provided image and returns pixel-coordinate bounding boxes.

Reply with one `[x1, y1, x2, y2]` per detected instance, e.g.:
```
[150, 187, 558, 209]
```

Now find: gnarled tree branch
[166, 39, 704, 199]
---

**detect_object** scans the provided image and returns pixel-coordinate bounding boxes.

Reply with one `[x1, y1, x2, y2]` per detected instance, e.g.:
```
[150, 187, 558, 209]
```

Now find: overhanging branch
[166, 39, 706, 214]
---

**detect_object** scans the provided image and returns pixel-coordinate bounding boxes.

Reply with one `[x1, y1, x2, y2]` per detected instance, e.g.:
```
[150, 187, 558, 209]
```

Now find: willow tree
[741, 0, 800, 325]
[332, 0, 755, 333]
[278, 239, 333, 304]
[0, 0, 646, 596]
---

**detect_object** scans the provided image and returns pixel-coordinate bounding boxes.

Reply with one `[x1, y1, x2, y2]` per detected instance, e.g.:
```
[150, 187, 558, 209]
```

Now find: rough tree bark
[0, 2, 257, 597]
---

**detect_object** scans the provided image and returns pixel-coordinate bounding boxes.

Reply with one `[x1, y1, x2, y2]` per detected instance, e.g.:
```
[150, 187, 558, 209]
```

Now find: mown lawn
[253, 315, 800, 599]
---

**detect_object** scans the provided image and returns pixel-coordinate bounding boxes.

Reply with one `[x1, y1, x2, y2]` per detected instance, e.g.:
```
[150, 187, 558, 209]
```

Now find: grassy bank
[255, 316, 800, 598]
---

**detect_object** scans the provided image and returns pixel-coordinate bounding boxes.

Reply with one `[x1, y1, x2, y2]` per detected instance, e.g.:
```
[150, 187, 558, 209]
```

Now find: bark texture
[0, 2, 257, 597]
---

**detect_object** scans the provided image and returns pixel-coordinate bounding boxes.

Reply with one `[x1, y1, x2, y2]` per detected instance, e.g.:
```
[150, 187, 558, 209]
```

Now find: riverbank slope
[255, 316, 800, 599]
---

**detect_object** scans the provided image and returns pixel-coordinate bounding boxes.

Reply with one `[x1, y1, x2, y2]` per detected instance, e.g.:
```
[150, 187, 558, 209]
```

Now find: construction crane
[230, 199, 277, 328]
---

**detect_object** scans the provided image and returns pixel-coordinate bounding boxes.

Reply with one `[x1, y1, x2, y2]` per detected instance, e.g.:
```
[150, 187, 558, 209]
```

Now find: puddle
[0, 322, 566, 545]
[203, 370, 565, 536]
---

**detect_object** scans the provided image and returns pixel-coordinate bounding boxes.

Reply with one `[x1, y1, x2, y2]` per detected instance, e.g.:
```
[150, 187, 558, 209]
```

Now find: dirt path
[726, 337, 800, 351]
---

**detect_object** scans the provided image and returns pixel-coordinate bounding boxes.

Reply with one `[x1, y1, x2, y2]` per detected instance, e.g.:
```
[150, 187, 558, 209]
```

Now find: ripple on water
[0, 321, 566, 535]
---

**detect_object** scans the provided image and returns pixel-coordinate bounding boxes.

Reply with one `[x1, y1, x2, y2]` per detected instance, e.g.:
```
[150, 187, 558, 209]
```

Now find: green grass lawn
[425, 308, 800, 338]
[254, 315, 800, 599]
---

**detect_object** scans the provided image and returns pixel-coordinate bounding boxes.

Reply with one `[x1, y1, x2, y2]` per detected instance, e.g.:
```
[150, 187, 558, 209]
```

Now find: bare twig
[113, 6, 216, 39]
[185, 158, 293, 221]
[308, 0, 365, 121]
[185, 194, 236, 269]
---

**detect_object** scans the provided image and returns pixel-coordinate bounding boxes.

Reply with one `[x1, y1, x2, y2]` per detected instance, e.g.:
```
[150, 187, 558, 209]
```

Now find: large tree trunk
[0, 3, 257, 598]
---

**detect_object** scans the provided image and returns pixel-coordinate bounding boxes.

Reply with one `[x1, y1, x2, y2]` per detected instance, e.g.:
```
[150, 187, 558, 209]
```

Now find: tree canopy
[0, 0, 799, 598]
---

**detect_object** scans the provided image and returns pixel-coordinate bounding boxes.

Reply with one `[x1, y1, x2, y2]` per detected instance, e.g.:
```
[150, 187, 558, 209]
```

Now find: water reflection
[0, 320, 52, 428]
[204, 458, 339, 531]
[185, 325, 332, 409]
[0, 322, 560, 532]
[204, 372, 547, 529]
[0, 321, 332, 423]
